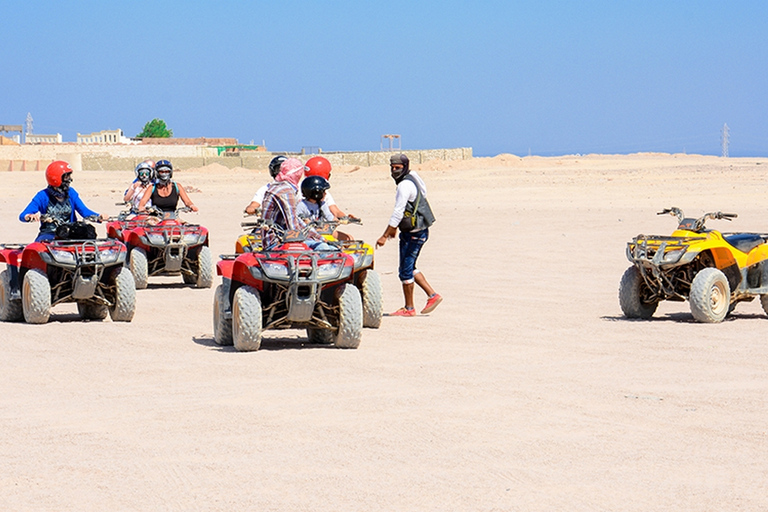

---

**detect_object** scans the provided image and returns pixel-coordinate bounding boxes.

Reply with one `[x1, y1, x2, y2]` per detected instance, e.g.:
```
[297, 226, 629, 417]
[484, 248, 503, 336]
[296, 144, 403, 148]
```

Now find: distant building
[77, 129, 134, 144]
[26, 133, 63, 144]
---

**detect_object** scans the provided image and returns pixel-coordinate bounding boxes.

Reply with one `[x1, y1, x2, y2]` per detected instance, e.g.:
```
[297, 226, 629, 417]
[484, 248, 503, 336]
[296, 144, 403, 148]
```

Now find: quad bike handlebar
[658, 207, 737, 232]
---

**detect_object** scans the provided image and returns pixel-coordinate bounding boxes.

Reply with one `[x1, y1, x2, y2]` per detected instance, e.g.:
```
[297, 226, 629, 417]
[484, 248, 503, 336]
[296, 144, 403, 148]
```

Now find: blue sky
[2, 1, 767, 156]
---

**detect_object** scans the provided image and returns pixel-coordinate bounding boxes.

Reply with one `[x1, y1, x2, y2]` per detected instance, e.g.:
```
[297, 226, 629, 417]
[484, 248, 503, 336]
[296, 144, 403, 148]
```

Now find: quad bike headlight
[261, 262, 290, 279]
[316, 262, 342, 280]
[99, 248, 123, 264]
[142, 233, 166, 246]
[661, 249, 686, 264]
[182, 233, 205, 245]
[49, 249, 77, 265]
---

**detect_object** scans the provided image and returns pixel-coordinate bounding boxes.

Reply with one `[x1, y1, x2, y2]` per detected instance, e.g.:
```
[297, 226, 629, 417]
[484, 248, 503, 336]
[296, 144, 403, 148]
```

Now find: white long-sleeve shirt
[388, 171, 428, 228]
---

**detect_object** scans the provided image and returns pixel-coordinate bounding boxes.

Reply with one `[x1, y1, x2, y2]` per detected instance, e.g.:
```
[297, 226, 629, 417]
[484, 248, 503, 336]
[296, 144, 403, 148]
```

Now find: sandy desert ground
[1, 153, 767, 511]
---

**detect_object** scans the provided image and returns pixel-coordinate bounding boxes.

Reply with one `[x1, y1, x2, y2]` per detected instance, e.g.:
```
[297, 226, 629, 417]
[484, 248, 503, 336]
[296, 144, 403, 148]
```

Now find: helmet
[304, 156, 332, 180]
[46, 160, 73, 188]
[134, 162, 154, 184]
[301, 175, 331, 202]
[155, 159, 173, 183]
[268, 155, 288, 178]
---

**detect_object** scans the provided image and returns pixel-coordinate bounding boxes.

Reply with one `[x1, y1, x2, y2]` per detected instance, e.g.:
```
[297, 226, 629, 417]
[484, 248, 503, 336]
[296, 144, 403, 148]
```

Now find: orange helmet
[46, 160, 73, 187]
[304, 156, 332, 180]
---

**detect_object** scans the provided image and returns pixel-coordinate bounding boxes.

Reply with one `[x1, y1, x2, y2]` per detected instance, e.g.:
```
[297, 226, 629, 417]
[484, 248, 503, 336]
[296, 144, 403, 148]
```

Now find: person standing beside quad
[137, 160, 198, 214]
[19, 160, 104, 242]
[376, 154, 442, 316]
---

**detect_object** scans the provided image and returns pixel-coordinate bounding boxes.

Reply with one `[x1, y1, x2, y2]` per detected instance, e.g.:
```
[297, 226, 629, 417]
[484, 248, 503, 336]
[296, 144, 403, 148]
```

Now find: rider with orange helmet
[19, 161, 103, 241]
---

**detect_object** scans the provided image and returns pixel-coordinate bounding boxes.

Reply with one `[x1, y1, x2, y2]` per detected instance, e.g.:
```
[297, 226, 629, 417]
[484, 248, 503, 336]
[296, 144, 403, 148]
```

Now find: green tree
[136, 118, 173, 138]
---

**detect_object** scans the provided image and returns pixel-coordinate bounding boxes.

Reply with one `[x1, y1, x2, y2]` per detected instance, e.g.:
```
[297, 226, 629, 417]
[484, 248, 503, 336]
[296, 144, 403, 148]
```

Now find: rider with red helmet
[302, 156, 354, 220]
[19, 161, 103, 241]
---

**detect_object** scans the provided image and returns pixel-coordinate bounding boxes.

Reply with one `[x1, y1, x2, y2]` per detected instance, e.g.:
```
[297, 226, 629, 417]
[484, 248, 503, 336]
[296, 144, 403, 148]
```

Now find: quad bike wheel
[77, 301, 108, 320]
[195, 246, 214, 288]
[360, 269, 383, 329]
[0, 269, 23, 322]
[333, 284, 363, 349]
[22, 269, 51, 324]
[130, 247, 149, 289]
[109, 267, 136, 322]
[689, 267, 730, 323]
[306, 328, 334, 344]
[232, 285, 263, 352]
[618, 266, 658, 319]
[213, 283, 233, 346]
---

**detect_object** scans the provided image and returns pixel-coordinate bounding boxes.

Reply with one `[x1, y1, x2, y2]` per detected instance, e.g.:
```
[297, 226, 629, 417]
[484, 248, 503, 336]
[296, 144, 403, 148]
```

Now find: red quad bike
[111, 206, 213, 289]
[213, 222, 363, 352]
[0, 216, 136, 324]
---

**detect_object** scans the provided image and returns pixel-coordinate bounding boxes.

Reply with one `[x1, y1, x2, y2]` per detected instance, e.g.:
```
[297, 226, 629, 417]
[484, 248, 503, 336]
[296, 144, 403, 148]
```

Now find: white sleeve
[252, 184, 269, 204]
[324, 191, 336, 206]
[388, 180, 418, 228]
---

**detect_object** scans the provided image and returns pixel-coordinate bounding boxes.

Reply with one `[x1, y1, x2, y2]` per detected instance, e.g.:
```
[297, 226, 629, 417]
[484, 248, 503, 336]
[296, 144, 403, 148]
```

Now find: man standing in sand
[376, 153, 442, 317]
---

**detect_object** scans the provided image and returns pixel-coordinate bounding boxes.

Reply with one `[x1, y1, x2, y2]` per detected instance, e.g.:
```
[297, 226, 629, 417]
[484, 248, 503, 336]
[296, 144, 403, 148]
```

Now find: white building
[77, 129, 134, 144]
[26, 133, 63, 144]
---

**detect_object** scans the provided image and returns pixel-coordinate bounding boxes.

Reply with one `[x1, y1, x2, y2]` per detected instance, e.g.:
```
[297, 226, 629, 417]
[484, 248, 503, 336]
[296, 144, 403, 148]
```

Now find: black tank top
[151, 183, 180, 212]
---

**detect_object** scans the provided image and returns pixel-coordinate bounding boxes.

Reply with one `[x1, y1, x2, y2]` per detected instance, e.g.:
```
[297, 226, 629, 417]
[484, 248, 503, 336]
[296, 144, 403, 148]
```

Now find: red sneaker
[421, 294, 443, 314]
[389, 307, 416, 317]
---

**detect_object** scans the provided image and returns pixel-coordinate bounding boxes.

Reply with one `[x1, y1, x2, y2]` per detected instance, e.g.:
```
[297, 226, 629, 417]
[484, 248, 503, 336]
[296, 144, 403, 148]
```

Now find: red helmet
[304, 156, 332, 180]
[46, 160, 73, 187]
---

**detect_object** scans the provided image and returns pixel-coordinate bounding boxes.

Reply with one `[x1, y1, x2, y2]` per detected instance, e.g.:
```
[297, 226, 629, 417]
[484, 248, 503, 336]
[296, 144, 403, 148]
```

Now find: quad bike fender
[20, 244, 48, 273]
[0, 248, 22, 266]
[710, 246, 738, 270]
[231, 253, 264, 292]
[217, 258, 236, 279]
[745, 243, 768, 268]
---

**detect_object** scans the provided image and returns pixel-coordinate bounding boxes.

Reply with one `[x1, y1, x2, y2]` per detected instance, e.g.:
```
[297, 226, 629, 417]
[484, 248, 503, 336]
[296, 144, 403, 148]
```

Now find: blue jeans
[398, 229, 429, 283]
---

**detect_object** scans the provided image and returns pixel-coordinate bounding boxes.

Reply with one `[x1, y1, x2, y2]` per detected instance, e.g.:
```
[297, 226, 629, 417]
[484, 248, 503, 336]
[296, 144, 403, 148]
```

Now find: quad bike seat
[724, 233, 766, 254]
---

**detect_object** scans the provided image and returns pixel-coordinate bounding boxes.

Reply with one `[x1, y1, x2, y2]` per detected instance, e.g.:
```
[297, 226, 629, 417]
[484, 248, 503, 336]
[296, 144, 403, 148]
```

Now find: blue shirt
[19, 187, 100, 239]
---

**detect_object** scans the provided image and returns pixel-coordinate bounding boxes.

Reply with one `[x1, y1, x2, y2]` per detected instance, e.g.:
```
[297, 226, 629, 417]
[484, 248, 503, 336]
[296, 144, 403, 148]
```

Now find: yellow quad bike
[235, 216, 383, 328]
[619, 207, 768, 323]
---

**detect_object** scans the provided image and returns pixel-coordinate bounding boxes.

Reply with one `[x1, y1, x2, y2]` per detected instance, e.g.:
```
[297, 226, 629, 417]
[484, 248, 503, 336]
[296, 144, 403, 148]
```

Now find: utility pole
[721, 123, 729, 158]
[25, 113, 33, 144]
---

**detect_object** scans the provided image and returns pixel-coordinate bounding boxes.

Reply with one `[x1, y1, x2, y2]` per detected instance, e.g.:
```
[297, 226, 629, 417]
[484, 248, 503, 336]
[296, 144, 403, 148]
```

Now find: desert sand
[1, 153, 767, 511]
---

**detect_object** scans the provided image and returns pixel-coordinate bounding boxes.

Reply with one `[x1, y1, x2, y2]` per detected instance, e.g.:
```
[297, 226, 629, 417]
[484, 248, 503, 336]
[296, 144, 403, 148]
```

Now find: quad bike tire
[195, 246, 214, 288]
[77, 301, 108, 320]
[213, 283, 233, 346]
[360, 269, 383, 329]
[109, 267, 136, 322]
[0, 269, 23, 322]
[618, 266, 658, 319]
[22, 269, 51, 324]
[130, 247, 149, 289]
[689, 267, 730, 323]
[333, 284, 363, 349]
[306, 328, 334, 344]
[232, 285, 263, 352]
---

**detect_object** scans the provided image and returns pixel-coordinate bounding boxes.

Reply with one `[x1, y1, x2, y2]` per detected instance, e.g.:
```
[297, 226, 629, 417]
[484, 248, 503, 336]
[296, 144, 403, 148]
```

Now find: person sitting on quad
[244, 155, 287, 215]
[19, 160, 104, 242]
[260, 158, 334, 251]
[297, 176, 334, 222]
[297, 175, 353, 241]
[302, 156, 355, 220]
[137, 160, 198, 215]
[124, 160, 155, 211]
